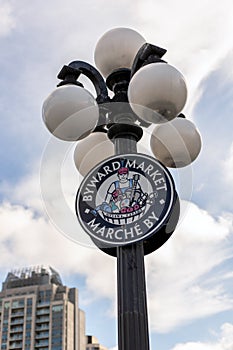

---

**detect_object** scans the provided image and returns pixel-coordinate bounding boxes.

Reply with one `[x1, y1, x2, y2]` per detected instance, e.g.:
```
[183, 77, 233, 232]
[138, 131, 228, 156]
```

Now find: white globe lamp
[74, 132, 114, 176]
[42, 85, 99, 141]
[94, 27, 146, 78]
[128, 63, 187, 124]
[150, 116, 202, 167]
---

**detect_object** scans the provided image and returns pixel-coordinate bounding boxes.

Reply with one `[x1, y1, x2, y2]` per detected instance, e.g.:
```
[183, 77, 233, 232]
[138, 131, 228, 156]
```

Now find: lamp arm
[130, 43, 167, 78]
[57, 61, 110, 104]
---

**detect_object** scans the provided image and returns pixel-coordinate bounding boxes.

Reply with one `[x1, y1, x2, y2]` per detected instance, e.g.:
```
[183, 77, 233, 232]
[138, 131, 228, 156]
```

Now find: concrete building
[86, 336, 108, 350]
[0, 266, 89, 350]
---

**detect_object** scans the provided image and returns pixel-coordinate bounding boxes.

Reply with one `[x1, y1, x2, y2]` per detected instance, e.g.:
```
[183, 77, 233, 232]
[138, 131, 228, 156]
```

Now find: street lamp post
[42, 27, 202, 350]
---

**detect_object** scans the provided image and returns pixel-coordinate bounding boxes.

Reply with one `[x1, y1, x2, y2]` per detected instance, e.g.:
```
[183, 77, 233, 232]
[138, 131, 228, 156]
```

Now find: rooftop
[1, 266, 63, 291]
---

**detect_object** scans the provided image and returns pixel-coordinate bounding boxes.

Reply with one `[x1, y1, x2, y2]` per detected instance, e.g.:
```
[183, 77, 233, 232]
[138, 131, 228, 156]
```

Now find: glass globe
[74, 132, 115, 176]
[128, 63, 188, 124]
[94, 27, 146, 78]
[150, 117, 202, 167]
[42, 85, 99, 141]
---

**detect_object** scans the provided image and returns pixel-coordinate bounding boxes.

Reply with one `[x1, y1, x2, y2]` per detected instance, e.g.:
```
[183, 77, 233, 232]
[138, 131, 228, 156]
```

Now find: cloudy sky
[0, 0, 233, 349]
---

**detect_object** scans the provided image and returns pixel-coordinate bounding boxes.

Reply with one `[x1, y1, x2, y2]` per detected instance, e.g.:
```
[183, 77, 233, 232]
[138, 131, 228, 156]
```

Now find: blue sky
[0, 0, 233, 349]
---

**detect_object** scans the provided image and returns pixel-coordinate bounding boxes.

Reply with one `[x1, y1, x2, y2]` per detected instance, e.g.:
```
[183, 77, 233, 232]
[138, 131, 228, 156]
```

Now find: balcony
[10, 334, 23, 341]
[9, 341, 23, 349]
[11, 311, 24, 317]
[10, 326, 24, 333]
[35, 332, 49, 339]
[36, 308, 50, 316]
[35, 339, 49, 348]
[36, 316, 50, 323]
[37, 301, 50, 308]
[35, 323, 49, 331]
[11, 304, 24, 310]
[10, 318, 24, 325]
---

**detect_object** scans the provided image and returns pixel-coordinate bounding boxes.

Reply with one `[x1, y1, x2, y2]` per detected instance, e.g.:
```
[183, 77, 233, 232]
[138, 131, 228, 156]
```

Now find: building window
[3, 302, 10, 309]
[52, 304, 63, 347]
[26, 307, 32, 315]
[27, 298, 32, 306]
[26, 322, 32, 330]
[52, 305, 63, 312]
[25, 339, 31, 345]
[12, 299, 24, 308]
[25, 331, 31, 338]
[45, 290, 52, 301]
[1, 333, 7, 341]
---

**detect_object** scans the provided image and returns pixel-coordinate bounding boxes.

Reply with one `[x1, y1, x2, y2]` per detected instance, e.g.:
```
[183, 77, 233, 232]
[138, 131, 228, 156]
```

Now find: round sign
[76, 153, 176, 248]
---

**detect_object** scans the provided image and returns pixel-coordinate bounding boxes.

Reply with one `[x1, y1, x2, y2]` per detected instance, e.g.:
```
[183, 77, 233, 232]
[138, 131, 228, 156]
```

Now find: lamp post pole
[42, 27, 202, 350]
[117, 242, 149, 350]
[108, 121, 149, 350]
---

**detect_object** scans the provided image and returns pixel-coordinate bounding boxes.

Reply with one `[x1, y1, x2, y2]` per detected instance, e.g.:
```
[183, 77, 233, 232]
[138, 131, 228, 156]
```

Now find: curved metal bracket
[130, 43, 167, 78]
[57, 60, 110, 104]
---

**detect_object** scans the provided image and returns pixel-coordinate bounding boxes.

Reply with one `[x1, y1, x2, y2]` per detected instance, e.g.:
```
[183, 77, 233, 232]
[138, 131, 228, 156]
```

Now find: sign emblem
[76, 154, 176, 247]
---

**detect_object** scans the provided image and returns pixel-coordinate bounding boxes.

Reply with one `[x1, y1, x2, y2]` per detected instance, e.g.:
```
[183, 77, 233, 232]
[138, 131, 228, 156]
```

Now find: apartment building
[0, 266, 86, 350]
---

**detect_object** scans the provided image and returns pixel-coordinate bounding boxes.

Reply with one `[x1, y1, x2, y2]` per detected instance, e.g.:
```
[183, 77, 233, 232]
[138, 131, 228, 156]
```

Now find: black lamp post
[42, 27, 202, 350]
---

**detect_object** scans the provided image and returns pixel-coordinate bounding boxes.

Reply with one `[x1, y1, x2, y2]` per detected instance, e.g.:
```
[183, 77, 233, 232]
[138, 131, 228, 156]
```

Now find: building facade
[86, 336, 108, 350]
[0, 266, 86, 350]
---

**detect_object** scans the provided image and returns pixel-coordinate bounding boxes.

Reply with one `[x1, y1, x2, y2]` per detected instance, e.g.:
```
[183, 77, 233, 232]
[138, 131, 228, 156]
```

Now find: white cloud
[222, 142, 233, 184]
[4, 0, 233, 122]
[171, 323, 233, 350]
[0, 2, 15, 36]
[0, 201, 115, 302]
[136, 0, 233, 115]
[145, 201, 233, 333]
